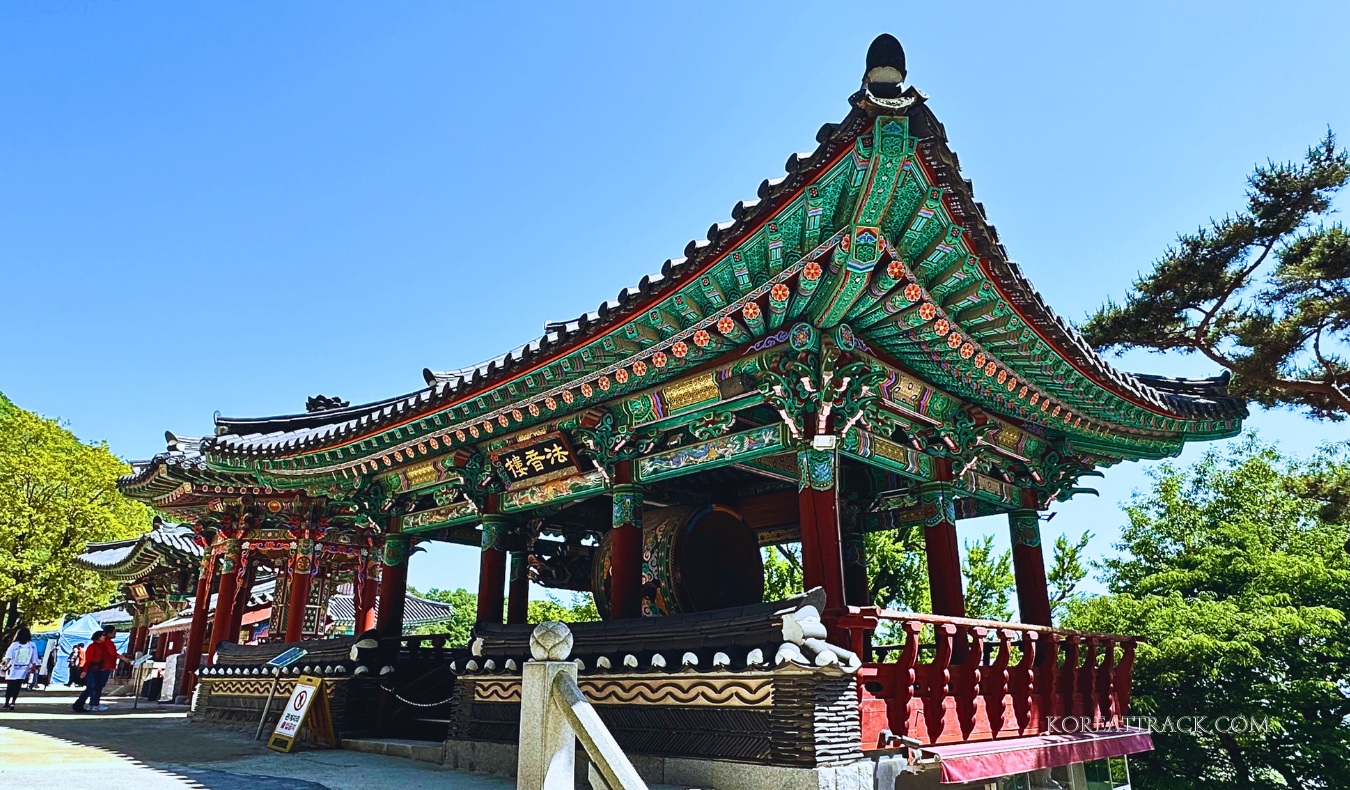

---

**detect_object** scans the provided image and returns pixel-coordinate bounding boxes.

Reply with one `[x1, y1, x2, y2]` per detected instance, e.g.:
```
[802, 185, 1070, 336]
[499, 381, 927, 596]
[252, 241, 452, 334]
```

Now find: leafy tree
[407, 587, 477, 643]
[0, 392, 148, 641]
[407, 587, 598, 645]
[762, 544, 803, 602]
[1083, 132, 1350, 419]
[1047, 531, 1092, 622]
[962, 535, 1014, 620]
[1063, 438, 1350, 789]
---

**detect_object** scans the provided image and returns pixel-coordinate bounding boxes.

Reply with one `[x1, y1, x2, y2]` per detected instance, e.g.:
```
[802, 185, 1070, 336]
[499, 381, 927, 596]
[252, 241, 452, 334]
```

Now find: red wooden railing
[837, 607, 1137, 750]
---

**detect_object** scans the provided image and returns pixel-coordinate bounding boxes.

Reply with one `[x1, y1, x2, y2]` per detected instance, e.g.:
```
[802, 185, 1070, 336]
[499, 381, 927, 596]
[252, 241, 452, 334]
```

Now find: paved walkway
[0, 688, 514, 790]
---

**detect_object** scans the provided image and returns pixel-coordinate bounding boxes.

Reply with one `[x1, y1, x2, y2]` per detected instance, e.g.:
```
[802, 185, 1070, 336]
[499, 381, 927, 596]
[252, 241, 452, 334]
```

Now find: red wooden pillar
[355, 555, 379, 633]
[609, 461, 644, 620]
[920, 471, 966, 618]
[208, 541, 242, 651]
[179, 560, 213, 698]
[798, 442, 847, 614]
[477, 502, 509, 625]
[507, 550, 530, 625]
[229, 557, 255, 641]
[285, 541, 315, 642]
[1009, 506, 1053, 626]
[376, 524, 411, 636]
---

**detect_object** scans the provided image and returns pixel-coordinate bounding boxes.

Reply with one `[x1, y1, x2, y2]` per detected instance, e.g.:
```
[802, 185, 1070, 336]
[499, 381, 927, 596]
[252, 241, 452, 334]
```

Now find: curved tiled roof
[175, 35, 1241, 467]
[76, 520, 203, 580]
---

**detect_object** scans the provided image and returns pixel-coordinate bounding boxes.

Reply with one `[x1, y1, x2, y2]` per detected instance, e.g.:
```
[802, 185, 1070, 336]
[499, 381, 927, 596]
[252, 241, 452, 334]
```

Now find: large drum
[592, 504, 764, 618]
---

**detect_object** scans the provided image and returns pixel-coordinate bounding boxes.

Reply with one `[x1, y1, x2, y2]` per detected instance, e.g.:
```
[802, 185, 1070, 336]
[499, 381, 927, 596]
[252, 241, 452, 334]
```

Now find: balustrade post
[1058, 635, 1080, 719]
[1077, 637, 1098, 720]
[518, 622, 578, 790]
[1116, 640, 1136, 722]
[1096, 638, 1116, 727]
[1037, 632, 1058, 733]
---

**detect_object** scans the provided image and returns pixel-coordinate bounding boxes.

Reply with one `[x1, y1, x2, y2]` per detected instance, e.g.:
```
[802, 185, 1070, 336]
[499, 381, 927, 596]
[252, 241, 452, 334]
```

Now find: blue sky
[2, 2, 1347, 605]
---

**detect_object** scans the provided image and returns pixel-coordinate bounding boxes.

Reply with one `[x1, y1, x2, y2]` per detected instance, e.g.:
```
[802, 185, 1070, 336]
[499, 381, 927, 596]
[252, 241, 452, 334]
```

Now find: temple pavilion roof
[140, 35, 1245, 487]
[75, 518, 203, 583]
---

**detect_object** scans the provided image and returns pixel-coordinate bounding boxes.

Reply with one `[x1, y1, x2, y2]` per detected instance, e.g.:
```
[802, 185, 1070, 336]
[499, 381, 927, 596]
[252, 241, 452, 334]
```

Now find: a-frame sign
[266, 675, 337, 753]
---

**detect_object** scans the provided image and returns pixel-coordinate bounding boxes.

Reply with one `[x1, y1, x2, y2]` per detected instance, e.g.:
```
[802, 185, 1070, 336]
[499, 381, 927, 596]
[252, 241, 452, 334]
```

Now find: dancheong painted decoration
[114, 34, 1243, 780]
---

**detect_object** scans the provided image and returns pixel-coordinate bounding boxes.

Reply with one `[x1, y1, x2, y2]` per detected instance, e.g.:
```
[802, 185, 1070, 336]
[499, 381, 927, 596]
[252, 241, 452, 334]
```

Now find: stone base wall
[191, 675, 379, 737]
[447, 670, 860, 768]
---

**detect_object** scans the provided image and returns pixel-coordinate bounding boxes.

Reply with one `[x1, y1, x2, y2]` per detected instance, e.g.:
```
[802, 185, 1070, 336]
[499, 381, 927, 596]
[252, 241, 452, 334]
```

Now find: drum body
[592, 504, 764, 618]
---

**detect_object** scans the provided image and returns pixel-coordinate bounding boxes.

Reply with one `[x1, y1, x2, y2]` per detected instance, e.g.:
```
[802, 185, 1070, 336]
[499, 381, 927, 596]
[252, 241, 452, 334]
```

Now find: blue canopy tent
[49, 613, 129, 686]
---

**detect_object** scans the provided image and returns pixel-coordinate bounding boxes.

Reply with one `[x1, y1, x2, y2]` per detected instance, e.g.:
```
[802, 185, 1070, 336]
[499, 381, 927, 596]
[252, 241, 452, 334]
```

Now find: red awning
[921, 728, 1153, 784]
[240, 608, 271, 626]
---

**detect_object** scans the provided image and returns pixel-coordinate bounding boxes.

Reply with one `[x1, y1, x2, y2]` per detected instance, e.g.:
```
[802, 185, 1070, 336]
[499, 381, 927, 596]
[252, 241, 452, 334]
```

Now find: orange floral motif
[498, 414, 510, 427]
[770, 284, 790, 302]
[562, 390, 574, 404]
[960, 343, 974, 359]
[598, 376, 610, 391]
[652, 352, 667, 368]
[742, 302, 761, 319]
[803, 262, 823, 281]
[545, 396, 557, 410]
[581, 382, 593, 397]
[946, 332, 962, 348]
[483, 421, 494, 433]
[694, 329, 711, 347]
[512, 409, 523, 422]
[887, 260, 905, 280]
[934, 318, 950, 336]
[615, 368, 629, 384]
[457, 429, 467, 441]
[716, 318, 734, 335]
[973, 352, 986, 368]
[985, 361, 997, 376]
[919, 302, 937, 321]
[671, 342, 688, 358]
[528, 403, 540, 417]
[904, 283, 923, 302]
[633, 360, 648, 376]
[997, 370, 1008, 384]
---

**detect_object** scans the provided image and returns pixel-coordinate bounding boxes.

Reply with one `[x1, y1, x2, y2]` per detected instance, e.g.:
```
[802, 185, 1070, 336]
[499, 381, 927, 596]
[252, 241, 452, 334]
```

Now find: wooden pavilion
[116, 34, 1245, 784]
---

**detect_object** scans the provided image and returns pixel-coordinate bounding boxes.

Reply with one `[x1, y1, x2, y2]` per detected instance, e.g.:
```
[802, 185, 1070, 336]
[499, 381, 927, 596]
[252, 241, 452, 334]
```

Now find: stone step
[342, 737, 445, 764]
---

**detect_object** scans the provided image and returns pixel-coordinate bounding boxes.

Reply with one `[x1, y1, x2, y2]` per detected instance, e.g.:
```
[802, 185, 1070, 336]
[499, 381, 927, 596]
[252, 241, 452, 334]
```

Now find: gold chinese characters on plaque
[492, 431, 582, 490]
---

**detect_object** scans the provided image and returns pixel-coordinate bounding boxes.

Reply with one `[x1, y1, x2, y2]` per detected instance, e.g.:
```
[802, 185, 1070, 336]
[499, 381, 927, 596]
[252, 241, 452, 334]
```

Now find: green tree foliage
[408, 587, 598, 646]
[762, 529, 1088, 624]
[962, 535, 1014, 620]
[1063, 438, 1350, 788]
[0, 392, 149, 640]
[1083, 132, 1350, 419]
[1047, 530, 1092, 622]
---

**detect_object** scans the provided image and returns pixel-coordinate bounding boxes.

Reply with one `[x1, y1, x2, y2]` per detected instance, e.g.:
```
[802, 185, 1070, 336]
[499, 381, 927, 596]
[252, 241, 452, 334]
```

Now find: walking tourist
[3, 628, 41, 710]
[67, 642, 85, 686]
[72, 630, 124, 712]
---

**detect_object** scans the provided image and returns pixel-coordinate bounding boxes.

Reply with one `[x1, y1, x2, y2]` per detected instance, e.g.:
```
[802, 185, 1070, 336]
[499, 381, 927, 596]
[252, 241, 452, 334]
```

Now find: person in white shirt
[3, 628, 41, 710]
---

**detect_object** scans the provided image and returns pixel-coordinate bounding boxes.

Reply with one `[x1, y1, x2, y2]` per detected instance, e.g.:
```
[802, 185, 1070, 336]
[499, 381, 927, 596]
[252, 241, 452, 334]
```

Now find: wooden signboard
[266, 675, 336, 753]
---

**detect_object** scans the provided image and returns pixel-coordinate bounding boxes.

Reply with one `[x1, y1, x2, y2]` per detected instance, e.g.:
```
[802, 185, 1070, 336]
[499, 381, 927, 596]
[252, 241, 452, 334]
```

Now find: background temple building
[108, 34, 1244, 788]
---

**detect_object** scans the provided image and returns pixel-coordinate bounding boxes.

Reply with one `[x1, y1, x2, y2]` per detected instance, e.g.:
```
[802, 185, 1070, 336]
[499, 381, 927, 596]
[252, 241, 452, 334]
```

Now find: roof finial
[864, 34, 907, 99]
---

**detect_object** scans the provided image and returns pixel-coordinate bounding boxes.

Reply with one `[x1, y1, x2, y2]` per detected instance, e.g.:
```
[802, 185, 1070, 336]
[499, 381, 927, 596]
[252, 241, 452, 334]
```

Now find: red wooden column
[609, 461, 644, 620]
[179, 559, 213, 698]
[284, 543, 314, 642]
[355, 554, 379, 633]
[920, 464, 966, 617]
[376, 521, 411, 636]
[798, 442, 847, 614]
[208, 540, 242, 651]
[1009, 503, 1053, 627]
[477, 499, 509, 625]
[507, 549, 530, 625]
[229, 555, 256, 641]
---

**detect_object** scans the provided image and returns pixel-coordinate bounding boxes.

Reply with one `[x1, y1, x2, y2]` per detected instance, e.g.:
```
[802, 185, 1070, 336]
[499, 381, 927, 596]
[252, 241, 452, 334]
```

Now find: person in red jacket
[71, 630, 126, 712]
